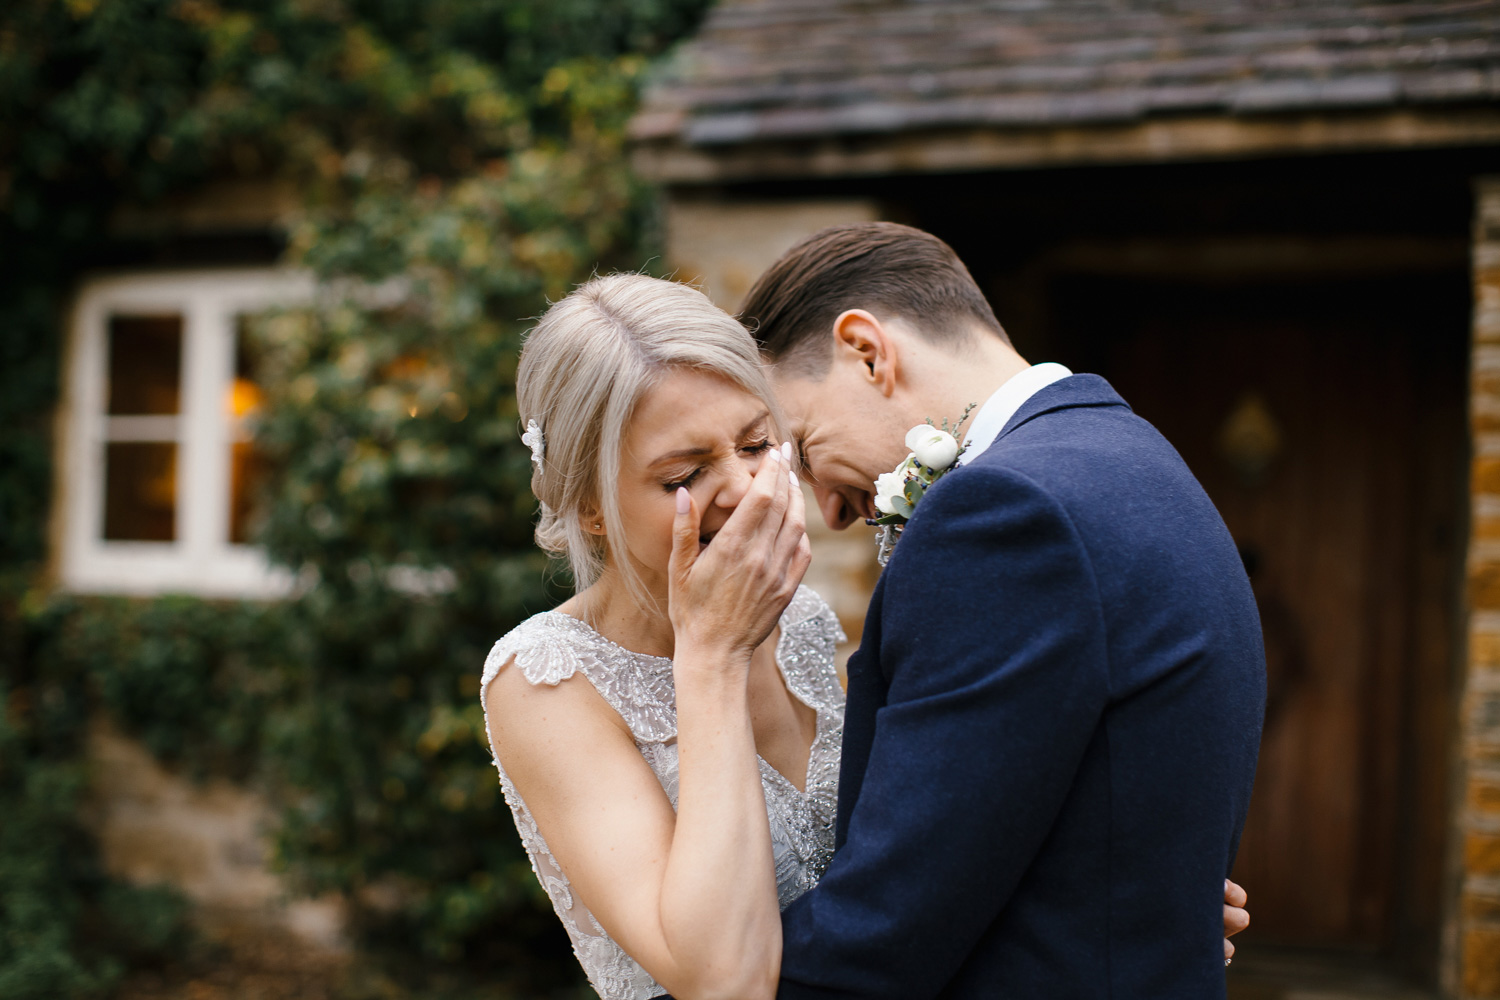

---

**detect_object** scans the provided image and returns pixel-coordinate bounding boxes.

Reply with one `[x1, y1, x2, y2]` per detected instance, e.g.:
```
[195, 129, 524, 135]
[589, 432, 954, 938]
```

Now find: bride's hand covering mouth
[669, 439, 812, 659]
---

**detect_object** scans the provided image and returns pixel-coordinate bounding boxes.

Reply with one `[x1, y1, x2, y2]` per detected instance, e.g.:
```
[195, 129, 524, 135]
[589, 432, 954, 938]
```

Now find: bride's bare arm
[487, 663, 774, 1000]
[656, 643, 779, 998]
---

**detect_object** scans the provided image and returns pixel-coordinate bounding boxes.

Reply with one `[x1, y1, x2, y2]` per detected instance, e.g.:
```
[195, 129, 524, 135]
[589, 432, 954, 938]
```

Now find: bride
[480, 273, 1247, 1000]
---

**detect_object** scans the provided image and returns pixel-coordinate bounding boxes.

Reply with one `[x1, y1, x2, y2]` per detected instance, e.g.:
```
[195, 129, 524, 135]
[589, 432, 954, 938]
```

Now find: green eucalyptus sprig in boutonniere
[866, 403, 977, 566]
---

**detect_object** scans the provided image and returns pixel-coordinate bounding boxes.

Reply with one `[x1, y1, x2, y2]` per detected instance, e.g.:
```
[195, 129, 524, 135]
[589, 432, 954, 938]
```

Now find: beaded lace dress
[480, 585, 846, 1000]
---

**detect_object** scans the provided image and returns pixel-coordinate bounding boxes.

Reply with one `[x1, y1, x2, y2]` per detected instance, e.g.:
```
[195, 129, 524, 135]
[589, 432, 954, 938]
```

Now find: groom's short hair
[739, 222, 1008, 377]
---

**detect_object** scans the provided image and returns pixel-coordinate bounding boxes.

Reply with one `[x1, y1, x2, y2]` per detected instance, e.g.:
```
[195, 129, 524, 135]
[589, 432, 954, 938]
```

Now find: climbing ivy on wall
[0, 0, 709, 995]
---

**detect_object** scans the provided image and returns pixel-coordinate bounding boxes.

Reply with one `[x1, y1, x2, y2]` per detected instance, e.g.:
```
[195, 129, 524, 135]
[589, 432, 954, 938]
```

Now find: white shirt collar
[958, 362, 1073, 465]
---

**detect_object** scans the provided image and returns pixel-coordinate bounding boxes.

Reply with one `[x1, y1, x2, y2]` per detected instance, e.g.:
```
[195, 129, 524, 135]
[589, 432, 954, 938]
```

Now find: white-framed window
[59, 269, 314, 598]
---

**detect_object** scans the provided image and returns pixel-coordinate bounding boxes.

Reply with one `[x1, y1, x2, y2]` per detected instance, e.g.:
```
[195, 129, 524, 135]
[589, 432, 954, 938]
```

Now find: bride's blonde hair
[516, 273, 781, 599]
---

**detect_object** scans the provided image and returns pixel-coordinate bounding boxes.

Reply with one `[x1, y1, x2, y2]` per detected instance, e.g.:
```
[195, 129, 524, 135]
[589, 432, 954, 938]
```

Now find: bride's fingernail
[769, 447, 782, 464]
[676, 487, 690, 514]
[789, 470, 798, 488]
[781, 441, 793, 462]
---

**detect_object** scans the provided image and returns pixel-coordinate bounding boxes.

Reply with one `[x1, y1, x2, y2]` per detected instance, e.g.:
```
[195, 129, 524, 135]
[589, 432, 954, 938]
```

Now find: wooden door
[1051, 273, 1466, 962]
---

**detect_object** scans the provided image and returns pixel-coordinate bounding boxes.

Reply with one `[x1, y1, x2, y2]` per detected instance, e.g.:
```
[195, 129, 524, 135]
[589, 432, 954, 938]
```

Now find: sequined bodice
[479, 585, 846, 1000]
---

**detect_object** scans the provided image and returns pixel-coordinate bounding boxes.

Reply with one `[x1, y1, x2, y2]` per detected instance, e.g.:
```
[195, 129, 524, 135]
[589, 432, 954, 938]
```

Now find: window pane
[231, 315, 265, 415]
[229, 315, 270, 545]
[229, 441, 269, 545]
[108, 314, 182, 415]
[104, 442, 176, 541]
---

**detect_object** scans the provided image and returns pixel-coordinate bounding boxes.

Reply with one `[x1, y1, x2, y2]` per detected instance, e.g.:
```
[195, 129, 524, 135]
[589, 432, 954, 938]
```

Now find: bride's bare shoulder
[483, 664, 635, 808]
[481, 612, 632, 749]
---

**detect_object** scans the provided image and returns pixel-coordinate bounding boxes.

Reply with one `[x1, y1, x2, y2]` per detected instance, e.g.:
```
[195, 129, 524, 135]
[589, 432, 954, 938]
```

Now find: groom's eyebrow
[650, 411, 770, 465]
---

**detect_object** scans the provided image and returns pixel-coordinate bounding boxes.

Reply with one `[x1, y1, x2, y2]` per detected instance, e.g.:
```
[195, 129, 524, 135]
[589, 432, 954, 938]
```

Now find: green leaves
[2, 0, 712, 993]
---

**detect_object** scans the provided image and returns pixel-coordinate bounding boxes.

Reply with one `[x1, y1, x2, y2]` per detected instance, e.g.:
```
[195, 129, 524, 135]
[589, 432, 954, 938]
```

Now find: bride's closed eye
[662, 468, 703, 492]
[659, 439, 774, 492]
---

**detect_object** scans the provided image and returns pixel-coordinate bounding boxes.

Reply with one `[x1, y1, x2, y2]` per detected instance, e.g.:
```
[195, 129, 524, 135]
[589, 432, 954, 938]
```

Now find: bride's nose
[711, 454, 761, 511]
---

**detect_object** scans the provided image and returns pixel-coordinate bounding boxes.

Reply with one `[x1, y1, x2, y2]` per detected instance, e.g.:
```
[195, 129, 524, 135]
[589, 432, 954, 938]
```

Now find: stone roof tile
[635, 0, 1500, 146]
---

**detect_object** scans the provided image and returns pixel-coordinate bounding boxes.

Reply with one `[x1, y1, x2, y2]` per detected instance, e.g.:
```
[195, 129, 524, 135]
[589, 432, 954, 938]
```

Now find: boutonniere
[866, 404, 977, 566]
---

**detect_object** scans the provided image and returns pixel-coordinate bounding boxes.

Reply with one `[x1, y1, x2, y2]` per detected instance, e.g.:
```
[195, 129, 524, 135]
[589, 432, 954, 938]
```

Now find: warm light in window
[229, 377, 264, 418]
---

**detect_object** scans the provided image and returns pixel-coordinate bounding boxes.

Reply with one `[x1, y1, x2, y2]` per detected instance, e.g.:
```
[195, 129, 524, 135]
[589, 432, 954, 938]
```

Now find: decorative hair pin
[522, 419, 545, 471]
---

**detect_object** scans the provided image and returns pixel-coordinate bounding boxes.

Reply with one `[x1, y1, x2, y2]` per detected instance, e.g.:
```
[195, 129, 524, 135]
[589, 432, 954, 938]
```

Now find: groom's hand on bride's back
[668, 441, 812, 659]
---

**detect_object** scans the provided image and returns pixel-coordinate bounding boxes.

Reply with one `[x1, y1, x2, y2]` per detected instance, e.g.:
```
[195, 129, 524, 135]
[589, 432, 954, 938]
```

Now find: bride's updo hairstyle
[516, 273, 781, 597]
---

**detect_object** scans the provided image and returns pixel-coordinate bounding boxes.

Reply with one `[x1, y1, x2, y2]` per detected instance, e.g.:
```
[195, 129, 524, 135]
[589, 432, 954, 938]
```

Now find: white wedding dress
[480, 585, 847, 1000]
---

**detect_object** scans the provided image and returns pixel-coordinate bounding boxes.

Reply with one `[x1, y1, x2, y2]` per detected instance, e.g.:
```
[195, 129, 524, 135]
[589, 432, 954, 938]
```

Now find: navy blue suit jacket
[774, 375, 1266, 999]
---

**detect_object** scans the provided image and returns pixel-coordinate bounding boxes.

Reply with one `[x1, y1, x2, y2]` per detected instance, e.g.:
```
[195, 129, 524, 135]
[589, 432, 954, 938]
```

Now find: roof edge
[632, 107, 1500, 184]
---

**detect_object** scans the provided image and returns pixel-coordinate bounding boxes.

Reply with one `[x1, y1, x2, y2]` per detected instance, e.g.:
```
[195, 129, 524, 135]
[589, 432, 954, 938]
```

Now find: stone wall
[1460, 177, 1500, 999]
[87, 720, 348, 956]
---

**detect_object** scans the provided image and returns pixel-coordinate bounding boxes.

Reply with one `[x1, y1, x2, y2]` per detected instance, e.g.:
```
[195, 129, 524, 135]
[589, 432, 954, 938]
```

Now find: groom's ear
[832, 309, 899, 398]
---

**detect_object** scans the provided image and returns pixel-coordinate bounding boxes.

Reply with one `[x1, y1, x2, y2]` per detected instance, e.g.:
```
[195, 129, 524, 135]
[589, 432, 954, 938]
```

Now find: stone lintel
[635, 109, 1500, 185]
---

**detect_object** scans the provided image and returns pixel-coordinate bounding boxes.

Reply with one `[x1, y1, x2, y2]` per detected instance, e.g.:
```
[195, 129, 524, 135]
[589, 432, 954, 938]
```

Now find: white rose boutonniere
[873, 469, 910, 516]
[867, 403, 977, 566]
[906, 425, 960, 471]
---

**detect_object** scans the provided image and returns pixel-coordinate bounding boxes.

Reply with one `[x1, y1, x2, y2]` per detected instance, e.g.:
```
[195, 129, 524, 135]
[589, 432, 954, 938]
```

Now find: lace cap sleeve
[482, 617, 587, 690]
[776, 585, 847, 713]
[480, 612, 679, 744]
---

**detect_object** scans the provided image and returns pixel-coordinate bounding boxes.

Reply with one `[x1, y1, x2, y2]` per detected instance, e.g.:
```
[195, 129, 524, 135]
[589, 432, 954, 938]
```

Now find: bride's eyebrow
[649, 410, 770, 465]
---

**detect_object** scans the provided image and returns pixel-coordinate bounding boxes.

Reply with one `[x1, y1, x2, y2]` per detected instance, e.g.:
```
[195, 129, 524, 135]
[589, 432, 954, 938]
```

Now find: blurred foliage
[1, 594, 197, 1000]
[0, 0, 710, 995]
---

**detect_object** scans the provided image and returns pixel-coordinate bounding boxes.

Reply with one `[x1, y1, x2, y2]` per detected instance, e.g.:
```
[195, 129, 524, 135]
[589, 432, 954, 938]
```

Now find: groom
[738, 223, 1265, 998]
